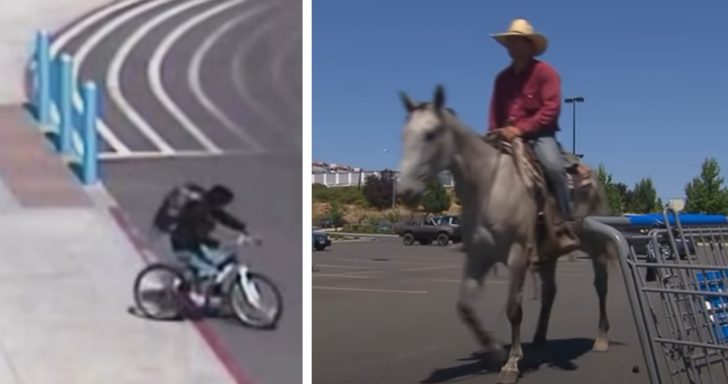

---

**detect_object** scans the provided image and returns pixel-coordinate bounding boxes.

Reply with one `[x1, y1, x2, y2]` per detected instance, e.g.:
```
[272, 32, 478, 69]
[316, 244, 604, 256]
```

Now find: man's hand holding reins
[497, 125, 522, 141]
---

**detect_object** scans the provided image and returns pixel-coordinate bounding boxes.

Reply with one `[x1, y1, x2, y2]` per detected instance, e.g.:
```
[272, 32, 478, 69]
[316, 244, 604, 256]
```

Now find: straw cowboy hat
[490, 18, 548, 56]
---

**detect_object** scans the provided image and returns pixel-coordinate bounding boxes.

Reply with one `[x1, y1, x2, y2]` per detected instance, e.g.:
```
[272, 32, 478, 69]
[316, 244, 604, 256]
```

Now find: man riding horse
[487, 18, 580, 255]
[395, 19, 614, 383]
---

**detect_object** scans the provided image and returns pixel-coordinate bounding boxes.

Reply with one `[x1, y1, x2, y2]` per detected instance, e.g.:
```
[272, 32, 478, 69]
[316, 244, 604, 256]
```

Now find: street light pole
[564, 96, 584, 155]
[392, 175, 396, 209]
[383, 148, 396, 209]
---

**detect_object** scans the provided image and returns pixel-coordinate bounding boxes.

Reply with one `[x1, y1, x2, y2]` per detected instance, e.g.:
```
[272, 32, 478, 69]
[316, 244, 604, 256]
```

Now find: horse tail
[581, 174, 621, 271]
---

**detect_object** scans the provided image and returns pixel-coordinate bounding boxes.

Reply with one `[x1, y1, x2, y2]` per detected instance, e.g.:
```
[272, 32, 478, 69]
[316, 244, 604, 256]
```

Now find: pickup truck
[393, 215, 461, 246]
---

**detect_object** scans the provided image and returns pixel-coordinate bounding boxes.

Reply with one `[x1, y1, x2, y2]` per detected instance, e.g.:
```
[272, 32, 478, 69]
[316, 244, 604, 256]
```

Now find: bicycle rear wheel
[133, 263, 189, 320]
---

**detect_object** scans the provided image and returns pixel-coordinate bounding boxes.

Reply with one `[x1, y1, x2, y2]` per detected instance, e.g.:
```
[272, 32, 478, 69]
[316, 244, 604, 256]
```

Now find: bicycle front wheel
[229, 272, 283, 329]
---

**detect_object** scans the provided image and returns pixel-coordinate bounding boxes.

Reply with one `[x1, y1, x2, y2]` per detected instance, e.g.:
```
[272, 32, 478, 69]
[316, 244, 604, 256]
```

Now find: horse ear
[433, 84, 445, 110]
[399, 91, 416, 112]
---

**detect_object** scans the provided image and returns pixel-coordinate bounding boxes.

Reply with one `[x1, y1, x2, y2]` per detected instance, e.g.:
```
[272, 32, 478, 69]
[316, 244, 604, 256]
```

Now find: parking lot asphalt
[313, 237, 649, 384]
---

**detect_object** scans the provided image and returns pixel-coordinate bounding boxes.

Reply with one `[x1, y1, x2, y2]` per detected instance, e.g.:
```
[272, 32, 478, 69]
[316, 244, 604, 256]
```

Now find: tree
[595, 164, 623, 215]
[684, 157, 728, 214]
[362, 170, 396, 209]
[613, 182, 633, 212]
[630, 178, 660, 213]
[385, 209, 401, 224]
[401, 192, 422, 211]
[421, 179, 451, 214]
[329, 201, 345, 228]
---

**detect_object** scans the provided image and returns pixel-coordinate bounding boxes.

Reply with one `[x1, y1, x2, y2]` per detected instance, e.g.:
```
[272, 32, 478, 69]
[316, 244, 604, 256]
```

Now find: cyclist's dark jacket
[170, 200, 246, 252]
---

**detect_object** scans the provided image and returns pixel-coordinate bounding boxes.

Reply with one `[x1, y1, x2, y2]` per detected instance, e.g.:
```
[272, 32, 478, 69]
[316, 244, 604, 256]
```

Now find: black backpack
[152, 183, 207, 234]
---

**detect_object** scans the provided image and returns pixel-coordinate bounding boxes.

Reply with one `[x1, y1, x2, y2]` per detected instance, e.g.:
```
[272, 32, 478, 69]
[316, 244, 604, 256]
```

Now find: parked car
[313, 229, 332, 251]
[376, 222, 393, 233]
[623, 226, 695, 260]
[317, 218, 334, 229]
[393, 216, 461, 246]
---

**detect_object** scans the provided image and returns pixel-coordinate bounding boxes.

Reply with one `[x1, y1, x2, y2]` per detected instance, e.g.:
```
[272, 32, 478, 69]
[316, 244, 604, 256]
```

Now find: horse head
[397, 85, 458, 200]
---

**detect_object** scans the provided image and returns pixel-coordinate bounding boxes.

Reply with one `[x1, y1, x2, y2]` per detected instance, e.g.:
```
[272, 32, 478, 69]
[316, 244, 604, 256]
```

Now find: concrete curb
[325, 232, 398, 238]
[85, 185, 256, 384]
[330, 238, 378, 244]
[107, 202, 256, 384]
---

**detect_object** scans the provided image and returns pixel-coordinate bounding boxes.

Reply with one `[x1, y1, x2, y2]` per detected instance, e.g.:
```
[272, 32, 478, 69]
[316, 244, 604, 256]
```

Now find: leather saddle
[483, 132, 594, 260]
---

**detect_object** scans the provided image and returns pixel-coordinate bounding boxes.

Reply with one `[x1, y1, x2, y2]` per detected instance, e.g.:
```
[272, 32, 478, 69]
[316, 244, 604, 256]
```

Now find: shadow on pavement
[421, 337, 628, 383]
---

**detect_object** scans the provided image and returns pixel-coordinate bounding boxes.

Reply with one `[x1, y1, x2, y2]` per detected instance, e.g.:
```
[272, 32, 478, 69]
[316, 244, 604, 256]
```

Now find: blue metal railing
[29, 29, 99, 185]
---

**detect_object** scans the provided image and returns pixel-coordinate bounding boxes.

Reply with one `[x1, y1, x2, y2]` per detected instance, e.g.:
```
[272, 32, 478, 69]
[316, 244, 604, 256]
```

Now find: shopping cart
[585, 209, 728, 384]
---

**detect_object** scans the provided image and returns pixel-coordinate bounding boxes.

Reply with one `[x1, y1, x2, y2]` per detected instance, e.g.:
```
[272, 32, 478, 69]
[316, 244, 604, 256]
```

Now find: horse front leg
[456, 253, 504, 365]
[497, 244, 529, 384]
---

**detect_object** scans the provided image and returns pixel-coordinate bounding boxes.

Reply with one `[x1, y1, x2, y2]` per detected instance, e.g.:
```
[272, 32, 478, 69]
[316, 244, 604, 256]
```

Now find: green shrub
[341, 223, 394, 235]
[313, 184, 367, 207]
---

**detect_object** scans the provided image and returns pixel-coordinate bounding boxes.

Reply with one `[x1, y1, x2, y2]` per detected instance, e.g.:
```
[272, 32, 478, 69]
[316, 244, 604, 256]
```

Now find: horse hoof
[496, 369, 520, 384]
[592, 337, 609, 352]
[483, 345, 508, 367]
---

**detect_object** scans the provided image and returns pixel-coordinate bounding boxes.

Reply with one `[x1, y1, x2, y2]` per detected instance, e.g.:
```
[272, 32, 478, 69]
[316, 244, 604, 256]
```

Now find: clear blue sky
[313, 0, 728, 200]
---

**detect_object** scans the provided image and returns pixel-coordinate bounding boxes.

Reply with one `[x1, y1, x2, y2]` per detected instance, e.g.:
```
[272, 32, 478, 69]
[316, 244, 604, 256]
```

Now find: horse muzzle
[396, 179, 424, 202]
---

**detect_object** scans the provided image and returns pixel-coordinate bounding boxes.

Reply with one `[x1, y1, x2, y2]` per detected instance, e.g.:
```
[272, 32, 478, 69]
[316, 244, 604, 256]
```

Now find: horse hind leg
[591, 247, 611, 352]
[532, 259, 557, 347]
[529, 266, 540, 300]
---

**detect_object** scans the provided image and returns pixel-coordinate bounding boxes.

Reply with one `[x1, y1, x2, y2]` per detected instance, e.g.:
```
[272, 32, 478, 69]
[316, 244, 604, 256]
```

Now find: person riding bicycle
[167, 184, 250, 283]
[487, 18, 580, 254]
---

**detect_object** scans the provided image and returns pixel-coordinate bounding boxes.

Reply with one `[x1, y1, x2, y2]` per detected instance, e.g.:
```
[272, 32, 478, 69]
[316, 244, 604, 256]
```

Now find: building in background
[312, 161, 453, 188]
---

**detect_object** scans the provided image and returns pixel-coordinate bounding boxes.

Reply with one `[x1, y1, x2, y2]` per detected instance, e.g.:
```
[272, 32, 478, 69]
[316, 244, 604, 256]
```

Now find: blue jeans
[175, 245, 229, 279]
[528, 133, 573, 220]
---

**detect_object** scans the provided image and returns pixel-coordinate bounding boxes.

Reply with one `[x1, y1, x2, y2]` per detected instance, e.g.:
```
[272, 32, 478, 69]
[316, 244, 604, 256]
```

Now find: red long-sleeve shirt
[488, 59, 561, 137]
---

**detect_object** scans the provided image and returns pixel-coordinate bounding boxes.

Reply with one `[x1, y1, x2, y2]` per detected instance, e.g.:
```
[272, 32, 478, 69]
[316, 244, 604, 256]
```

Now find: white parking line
[147, 0, 237, 155]
[188, 2, 271, 153]
[426, 278, 509, 285]
[46, 0, 147, 156]
[98, 148, 289, 161]
[107, 0, 216, 156]
[271, 26, 300, 114]
[50, 0, 147, 56]
[342, 270, 381, 275]
[71, 0, 177, 155]
[98, 149, 226, 160]
[426, 278, 463, 283]
[313, 274, 376, 279]
[230, 8, 288, 139]
[329, 259, 459, 266]
[313, 286, 428, 294]
[314, 264, 375, 270]
[398, 265, 461, 272]
[313, 269, 381, 278]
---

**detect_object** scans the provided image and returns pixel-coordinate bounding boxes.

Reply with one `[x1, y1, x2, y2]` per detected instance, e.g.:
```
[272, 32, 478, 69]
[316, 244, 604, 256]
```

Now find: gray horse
[396, 85, 617, 383]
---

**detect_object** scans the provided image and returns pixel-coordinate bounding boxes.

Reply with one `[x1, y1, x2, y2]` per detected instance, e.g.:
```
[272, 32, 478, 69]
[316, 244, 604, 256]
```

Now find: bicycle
[132, 234, 283, 329]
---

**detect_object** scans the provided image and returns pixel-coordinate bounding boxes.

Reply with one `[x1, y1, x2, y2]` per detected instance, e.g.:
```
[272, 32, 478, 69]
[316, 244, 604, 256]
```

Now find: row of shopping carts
[586, 209, 728, 384]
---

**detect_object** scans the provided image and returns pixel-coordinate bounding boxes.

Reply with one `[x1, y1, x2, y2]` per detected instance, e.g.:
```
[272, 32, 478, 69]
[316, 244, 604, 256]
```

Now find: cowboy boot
[552, 218, 581, 255]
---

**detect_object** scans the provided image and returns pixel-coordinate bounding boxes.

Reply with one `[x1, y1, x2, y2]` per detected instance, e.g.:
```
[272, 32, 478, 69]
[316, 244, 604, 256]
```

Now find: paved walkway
[0, 105, 238, 383]
[1, 0, 115, 104]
